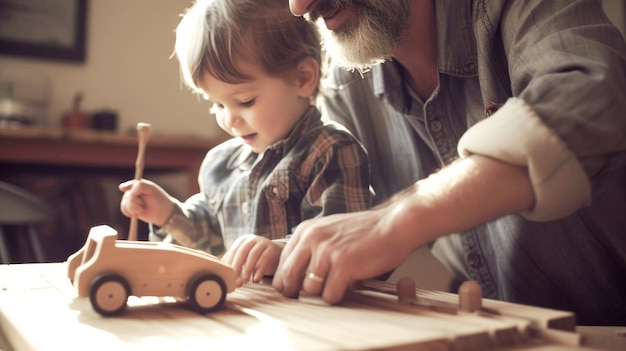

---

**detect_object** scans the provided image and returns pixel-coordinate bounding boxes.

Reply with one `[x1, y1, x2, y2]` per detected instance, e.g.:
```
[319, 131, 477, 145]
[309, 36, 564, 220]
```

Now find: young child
[118, 0, 372, 286]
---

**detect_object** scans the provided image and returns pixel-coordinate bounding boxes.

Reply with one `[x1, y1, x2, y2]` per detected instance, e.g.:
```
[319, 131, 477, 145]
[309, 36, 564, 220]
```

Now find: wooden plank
[346, 289, 515, 350]
[0, 263, 245, 351]
[360, 279, 577, 331]
[231, 285, 451, 351]
[0, 263, 594, 351]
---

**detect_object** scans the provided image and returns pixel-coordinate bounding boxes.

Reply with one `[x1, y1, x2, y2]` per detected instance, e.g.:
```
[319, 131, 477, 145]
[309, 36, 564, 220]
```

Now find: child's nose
[222, 109, 241, 129]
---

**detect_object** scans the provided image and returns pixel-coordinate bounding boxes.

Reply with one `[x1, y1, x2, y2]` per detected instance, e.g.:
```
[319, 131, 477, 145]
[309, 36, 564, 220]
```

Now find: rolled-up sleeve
[460, 0, 626, 221]
[458, 97, 590, 221]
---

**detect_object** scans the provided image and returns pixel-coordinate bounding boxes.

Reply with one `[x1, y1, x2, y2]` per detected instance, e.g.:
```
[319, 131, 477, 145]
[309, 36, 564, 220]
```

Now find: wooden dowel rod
[128, 122, 151, 241]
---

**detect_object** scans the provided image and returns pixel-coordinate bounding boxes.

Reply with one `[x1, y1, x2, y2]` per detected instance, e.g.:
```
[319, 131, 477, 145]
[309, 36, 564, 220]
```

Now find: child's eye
[240, 98, 256, 107]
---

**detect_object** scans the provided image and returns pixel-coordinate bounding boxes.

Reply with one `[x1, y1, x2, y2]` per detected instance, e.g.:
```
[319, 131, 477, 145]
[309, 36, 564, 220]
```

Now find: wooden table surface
[0, 263, 624, 351]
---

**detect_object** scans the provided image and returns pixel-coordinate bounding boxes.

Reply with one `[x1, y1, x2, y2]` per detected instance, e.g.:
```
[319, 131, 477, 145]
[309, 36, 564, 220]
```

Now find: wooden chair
[0, 181, 55, 263]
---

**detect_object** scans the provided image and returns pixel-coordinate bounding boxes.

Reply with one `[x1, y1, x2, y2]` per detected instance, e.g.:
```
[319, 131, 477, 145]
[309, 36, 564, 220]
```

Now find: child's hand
[222, 234, 282, 287]
[118, 179, 175, 226]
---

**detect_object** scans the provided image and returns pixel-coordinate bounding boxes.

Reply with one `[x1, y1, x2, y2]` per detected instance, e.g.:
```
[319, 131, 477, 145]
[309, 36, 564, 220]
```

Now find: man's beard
[308, 0, 411, 72]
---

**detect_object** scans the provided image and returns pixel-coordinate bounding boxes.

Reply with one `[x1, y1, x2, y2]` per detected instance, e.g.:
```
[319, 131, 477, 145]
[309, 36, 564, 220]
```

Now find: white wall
[0, 0, 227, 140]
[0, 0, 624, 140]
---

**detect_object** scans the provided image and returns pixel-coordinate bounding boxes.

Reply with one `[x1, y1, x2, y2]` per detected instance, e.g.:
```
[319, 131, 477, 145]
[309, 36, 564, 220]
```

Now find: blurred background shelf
[0, 126, 218, 263]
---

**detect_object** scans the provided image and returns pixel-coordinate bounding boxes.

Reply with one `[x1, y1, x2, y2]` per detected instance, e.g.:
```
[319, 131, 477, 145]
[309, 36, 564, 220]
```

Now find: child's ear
[296, 57, 319, 98]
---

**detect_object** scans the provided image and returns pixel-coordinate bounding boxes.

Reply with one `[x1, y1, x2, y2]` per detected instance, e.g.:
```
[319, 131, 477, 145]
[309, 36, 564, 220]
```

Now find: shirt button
[484, 102, 502, 117]
[467, 253, 482, 268]
[430, 120, 442, 132]
[267, 185, 278, 199]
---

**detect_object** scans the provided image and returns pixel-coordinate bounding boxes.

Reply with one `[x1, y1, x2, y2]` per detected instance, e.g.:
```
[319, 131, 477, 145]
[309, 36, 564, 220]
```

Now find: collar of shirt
[226, 106, 323, 170]
[266, 105, 322, 158]
[371, 0, 479, 112]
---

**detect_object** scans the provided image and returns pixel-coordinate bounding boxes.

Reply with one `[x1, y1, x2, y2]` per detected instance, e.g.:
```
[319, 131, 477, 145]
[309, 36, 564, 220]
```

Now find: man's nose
[290, 0, 315, 16]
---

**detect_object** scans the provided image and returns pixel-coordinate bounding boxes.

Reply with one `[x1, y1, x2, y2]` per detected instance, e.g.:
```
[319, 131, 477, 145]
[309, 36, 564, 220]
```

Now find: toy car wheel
[187, 273, 227, 314]
[89, 274, 130, 316]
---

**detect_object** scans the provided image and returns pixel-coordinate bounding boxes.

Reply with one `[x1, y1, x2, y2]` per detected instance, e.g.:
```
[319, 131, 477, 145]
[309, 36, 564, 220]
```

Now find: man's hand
[272, 208, 413, 304]
[272, 155, 535, 304]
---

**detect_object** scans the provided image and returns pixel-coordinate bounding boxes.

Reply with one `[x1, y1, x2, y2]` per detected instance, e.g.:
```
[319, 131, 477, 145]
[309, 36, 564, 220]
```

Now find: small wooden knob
[458, 280, 482, 312]
[396, 277, 416, 304]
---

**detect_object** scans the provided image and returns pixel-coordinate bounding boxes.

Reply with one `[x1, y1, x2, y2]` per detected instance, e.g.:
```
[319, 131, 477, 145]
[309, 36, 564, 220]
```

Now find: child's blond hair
[175, 0, 322, 96]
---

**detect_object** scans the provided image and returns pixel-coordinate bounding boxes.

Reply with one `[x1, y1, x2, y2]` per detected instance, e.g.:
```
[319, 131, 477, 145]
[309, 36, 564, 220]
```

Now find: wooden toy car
[66, 224, 236, 316]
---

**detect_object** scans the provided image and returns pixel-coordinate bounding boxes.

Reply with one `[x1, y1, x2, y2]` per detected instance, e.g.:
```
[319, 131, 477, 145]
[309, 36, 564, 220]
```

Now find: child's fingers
[253, 245, 280, 282]
[231, 236, 255, 276]
[118, 179, 134, 192]
[119, 191, 134, 217]
[245, 243, 267, 282]
[119, 187, 147, 217]
[253, 257, 267, 283]
[221, 248, 234, 265]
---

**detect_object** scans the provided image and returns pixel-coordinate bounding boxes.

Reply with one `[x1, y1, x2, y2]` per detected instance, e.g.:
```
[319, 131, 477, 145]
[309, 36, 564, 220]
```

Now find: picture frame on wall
[0, 0, 88, 63]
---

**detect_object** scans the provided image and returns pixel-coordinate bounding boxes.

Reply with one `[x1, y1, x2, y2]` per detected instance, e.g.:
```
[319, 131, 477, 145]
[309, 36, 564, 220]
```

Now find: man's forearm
[378, 154, 535, 248]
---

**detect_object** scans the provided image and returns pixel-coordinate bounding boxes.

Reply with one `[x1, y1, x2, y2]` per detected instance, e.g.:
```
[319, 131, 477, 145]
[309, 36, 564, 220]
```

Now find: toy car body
[66, 224, 236, 316]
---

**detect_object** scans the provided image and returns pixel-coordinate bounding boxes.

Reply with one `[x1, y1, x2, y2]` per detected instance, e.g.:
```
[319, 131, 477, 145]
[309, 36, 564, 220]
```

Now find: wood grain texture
[0, 263, 599, 351]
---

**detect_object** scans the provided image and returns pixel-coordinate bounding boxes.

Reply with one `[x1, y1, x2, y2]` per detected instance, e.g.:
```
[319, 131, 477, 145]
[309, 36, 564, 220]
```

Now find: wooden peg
[396, 277, 417, 304]
[128, 123, 151, 241]
[458, 280, 482, 312]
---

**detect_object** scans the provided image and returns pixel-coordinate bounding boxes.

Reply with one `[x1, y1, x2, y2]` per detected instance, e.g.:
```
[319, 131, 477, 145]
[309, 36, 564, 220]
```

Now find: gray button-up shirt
[321, 0, 626, 325]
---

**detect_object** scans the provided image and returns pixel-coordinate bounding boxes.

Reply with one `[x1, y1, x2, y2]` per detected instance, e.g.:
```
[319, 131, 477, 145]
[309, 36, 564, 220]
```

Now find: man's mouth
[310, 1, 345, 22]
[323, 8, 341, 21]
[321, 7, 348, 31]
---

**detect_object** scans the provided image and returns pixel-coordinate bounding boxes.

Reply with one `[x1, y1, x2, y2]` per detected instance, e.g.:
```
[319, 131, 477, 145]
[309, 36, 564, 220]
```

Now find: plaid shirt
[151, 106, 372, 254]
